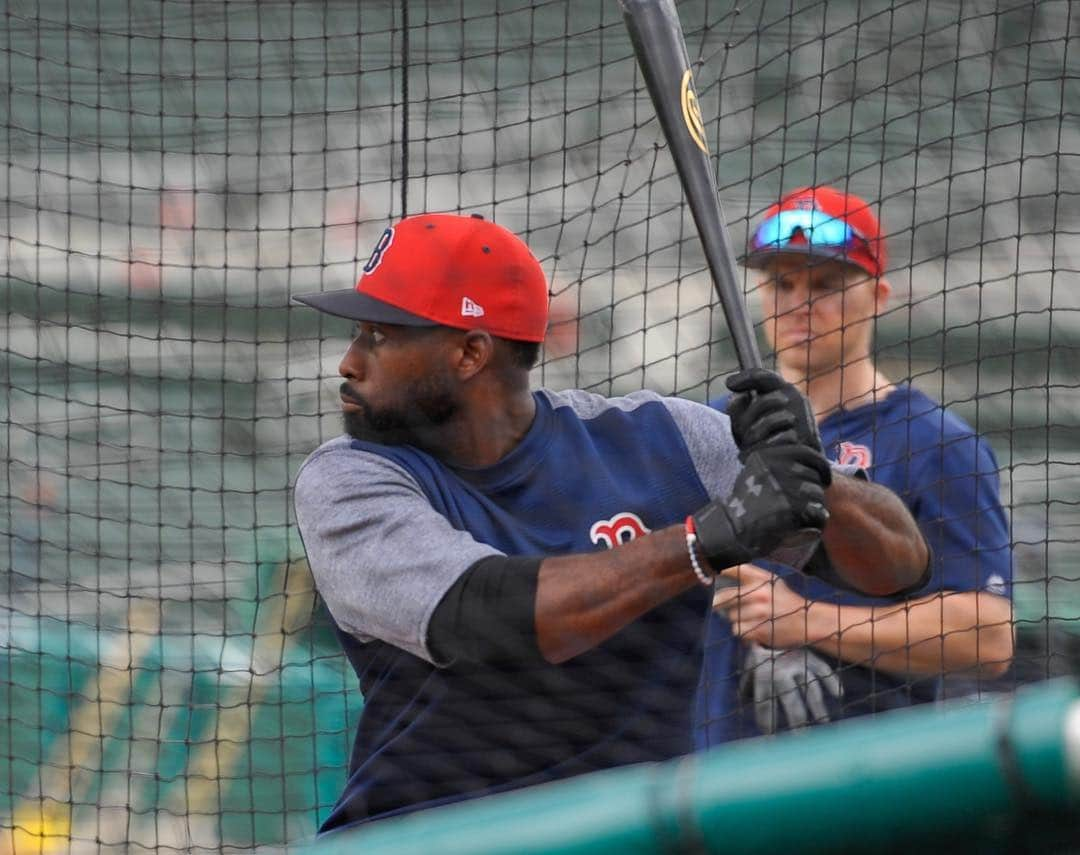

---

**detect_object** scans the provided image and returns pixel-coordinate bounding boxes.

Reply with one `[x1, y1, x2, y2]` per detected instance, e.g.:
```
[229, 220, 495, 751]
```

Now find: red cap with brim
[743, 186, 887, 278]
[293, 213, 549, 342]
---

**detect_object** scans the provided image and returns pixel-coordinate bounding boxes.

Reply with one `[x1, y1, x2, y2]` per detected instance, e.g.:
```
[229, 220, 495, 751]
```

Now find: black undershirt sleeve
[427, 555, 545, 668]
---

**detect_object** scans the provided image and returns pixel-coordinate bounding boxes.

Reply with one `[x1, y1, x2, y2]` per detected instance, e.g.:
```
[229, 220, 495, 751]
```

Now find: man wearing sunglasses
[695, 186, 1014, 745]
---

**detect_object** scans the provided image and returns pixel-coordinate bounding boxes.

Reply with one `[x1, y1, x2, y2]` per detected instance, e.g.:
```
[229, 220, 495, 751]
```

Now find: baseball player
[695, 187, 1014, 746]
[292, 212, 930, 831]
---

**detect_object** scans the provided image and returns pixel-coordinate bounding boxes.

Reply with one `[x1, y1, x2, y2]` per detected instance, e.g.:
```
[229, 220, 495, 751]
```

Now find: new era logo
[461, 297, 485, 318]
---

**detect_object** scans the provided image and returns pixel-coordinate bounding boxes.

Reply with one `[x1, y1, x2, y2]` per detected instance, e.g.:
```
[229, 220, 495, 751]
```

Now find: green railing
[311, 679, 1080, 855]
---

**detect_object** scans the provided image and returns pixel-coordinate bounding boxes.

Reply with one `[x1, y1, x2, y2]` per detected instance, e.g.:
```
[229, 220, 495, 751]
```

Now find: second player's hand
[739, 643, 844, 733]
[713, 563, 820, 649]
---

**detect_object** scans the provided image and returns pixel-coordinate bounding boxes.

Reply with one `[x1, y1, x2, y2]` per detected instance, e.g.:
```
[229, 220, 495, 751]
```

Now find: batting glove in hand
[726, 369, 827, 468]
[739, 643, 843, 733]
[692, 444, 830, 569]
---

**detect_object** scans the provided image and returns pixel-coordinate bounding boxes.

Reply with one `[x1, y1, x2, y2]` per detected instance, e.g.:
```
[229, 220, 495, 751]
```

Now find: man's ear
[456, 330, 494, 381]
[874, 276, 892, 314]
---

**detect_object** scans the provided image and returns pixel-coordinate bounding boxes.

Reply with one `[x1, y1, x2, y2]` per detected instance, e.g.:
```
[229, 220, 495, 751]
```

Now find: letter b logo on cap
[363, 227, 395, 274]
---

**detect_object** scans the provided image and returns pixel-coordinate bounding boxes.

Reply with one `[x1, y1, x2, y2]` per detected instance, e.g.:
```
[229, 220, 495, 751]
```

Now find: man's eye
[354, 326, 387, 347]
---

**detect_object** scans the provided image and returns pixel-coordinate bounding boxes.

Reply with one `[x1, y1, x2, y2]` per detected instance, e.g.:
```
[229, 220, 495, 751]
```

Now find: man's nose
[339, 338, 367, 381]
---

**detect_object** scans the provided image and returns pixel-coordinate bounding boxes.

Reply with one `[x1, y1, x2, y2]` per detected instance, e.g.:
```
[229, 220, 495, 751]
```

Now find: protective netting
[1, 0, 1078, 851]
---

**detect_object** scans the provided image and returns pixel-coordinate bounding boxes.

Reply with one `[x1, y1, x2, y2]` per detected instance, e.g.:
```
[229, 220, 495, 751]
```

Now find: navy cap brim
[292, 289, 438, 326]
[744, 245, 838, 268]
[742, 246, 874, 275]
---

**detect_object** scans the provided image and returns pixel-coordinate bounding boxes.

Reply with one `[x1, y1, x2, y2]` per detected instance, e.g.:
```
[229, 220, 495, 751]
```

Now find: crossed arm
[714, 562, 1014, 678]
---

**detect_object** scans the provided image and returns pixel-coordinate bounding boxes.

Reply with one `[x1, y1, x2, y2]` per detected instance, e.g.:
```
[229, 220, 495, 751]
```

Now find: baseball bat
[619, 0, 762, 370]
[620, 0, 823, 563]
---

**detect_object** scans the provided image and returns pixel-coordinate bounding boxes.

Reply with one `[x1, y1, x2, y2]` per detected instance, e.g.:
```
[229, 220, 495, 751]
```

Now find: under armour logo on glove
[739, 644, 844, 733]
[461, 296, 485, 317]
[691, 444, 829, 570]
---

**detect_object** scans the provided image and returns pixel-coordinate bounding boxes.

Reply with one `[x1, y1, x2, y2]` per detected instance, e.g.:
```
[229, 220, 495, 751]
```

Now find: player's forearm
[535, 526, 697, 664]
[805, 591, 1013, 677]
[536, 439, 831, 664]
[820, 474, 930, 596]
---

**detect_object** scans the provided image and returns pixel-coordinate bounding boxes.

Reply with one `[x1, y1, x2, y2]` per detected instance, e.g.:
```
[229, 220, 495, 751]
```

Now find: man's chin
[773, 339, 838, 372]
[773, 341, 812, 365]
[343, 412, 413, 446]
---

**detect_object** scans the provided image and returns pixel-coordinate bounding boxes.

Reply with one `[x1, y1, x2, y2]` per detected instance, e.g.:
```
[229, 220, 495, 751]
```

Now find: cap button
[470, 213, 484, 220]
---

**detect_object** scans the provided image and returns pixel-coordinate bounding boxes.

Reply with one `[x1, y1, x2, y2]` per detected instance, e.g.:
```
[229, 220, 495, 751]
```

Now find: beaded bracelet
[683, 516, 713, 587]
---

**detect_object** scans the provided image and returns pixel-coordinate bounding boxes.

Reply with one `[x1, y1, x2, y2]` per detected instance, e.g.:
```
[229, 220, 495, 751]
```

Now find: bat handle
[778, 527, 824, 553]
[709, 527, 823, 591]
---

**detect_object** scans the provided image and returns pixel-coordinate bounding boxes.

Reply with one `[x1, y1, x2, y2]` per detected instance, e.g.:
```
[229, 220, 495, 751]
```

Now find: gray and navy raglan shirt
[294, 388, 749, 831]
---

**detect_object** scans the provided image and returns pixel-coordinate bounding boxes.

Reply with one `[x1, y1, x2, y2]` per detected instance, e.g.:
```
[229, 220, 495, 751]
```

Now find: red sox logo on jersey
[838, 441, 872, 468]
[589, 512, 651, 548]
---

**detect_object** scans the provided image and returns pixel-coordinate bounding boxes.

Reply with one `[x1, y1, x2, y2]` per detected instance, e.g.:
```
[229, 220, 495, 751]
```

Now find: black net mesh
[1, 0, 1078, 850]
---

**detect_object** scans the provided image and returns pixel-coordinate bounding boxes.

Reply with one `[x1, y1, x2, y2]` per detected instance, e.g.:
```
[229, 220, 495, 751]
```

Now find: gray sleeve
[658, 396, 741, 501]
[293, 440, 502, 663]
[660, 395, 863, 493]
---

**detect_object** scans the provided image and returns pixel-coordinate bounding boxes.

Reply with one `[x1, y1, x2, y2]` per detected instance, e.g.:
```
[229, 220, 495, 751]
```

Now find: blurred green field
[1, 554, 361, 851]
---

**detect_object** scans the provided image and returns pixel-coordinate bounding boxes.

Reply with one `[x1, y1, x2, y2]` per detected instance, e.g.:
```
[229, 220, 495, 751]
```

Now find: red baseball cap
[743, 186, 887, 278]
[293, 213, 549, 342]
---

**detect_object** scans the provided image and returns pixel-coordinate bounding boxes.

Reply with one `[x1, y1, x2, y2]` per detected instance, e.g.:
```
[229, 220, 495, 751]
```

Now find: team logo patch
[363, 227, 394, 274]
[680, 68, 708, 154]
[461, 296, 485, 318]
[589, 512, 650, 549]
[838, 441, 872, 468]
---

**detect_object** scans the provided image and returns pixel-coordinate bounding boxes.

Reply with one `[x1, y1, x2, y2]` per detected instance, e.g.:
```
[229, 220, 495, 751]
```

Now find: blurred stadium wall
[1, 0, 1078, 850]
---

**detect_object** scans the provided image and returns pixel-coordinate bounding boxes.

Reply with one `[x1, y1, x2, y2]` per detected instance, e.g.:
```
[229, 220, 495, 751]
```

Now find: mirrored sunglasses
[751, 208, 868, 253]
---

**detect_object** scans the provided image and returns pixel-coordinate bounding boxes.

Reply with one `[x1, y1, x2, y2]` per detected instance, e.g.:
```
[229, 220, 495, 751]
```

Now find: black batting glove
[726, 368, 826, 465]
[692, 444, 830, 570]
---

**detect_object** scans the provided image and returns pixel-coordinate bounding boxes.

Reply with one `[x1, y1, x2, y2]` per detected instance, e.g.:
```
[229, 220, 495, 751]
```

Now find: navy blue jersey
[295, 389, 743, 830]
[694, 383, 1012, 747]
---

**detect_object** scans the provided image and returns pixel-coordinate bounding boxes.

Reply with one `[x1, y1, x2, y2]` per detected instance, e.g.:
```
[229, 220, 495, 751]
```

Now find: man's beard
[342, 373, 459, 447]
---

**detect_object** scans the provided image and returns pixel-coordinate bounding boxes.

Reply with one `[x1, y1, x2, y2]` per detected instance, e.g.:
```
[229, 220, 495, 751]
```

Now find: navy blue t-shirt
[694, 383, 1012, 747]
[295, 389, 743, 830]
